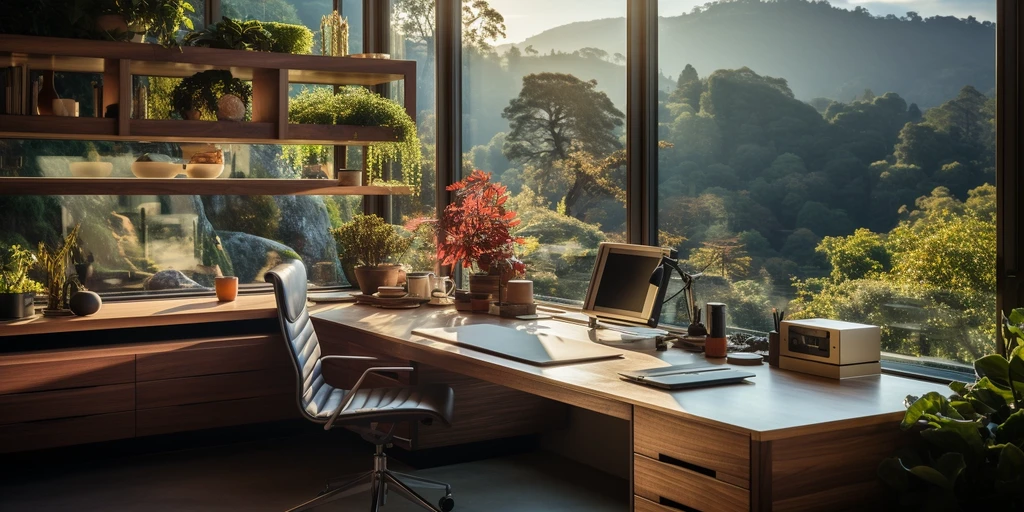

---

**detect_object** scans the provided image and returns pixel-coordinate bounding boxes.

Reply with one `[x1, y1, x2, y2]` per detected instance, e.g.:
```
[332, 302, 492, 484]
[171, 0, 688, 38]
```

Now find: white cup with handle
[406, 272, 434, 299]
[430, 275, 455, 299]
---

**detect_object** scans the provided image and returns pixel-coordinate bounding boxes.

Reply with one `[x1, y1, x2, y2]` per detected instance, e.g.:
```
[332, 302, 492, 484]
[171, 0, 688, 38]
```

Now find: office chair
[265, 261, 456, 512]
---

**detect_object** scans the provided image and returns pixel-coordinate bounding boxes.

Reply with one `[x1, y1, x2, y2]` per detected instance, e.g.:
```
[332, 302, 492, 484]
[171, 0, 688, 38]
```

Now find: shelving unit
[0, 34, 417, 196]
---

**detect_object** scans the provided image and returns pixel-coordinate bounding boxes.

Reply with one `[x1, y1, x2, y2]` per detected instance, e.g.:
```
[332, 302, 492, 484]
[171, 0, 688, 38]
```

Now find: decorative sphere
[69, 291, 102, 317]
[216, 94, 246, 121]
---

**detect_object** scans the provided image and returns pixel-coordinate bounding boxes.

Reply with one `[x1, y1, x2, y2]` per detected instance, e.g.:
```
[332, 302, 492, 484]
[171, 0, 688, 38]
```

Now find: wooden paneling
[0, 383, 134, 425]
[0, 412, 135, 453]
[768, 422, 907, 511]
[0, 354, 134, 394]
[634, 454, 749, 512]
[136, 394, 296, 437]
[634, 407, 750, 488]
[633, 496, 680, 512]
[135, 335, 286, 381]
[413, 365, 567, 449]
[136, 369, 293, 409]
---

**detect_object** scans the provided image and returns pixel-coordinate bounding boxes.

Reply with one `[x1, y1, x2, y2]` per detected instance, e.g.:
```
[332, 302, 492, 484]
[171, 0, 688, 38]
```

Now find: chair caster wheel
[439, 494, 455, 511]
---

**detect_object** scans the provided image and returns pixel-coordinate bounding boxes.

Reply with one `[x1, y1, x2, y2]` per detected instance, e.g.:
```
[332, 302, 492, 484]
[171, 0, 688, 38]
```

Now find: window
[461, 0, 627, 303]
[656, 1, 997, 368]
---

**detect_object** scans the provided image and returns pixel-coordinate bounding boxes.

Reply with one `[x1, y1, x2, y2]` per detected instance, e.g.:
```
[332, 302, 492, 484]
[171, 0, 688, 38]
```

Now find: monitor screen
[582, 243, 671, 327]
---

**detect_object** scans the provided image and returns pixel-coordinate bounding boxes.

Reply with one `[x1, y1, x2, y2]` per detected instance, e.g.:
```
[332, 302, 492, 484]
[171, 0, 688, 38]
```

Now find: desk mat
[412, 324, 624, 366]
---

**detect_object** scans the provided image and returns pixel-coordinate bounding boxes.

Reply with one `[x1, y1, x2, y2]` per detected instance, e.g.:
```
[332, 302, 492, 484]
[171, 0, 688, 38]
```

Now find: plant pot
[0, 292, 35, 320]
[337, 170, 362, 186]
[95, 14, 129, 35]
[340, 260, 359, 288]
[353, 265, 401, 295]
[468, 274, 500, 300]
[302, 164, 330, 180]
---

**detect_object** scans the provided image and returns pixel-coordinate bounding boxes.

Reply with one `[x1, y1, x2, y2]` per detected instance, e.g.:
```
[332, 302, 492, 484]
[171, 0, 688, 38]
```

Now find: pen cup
[768, 331, 780, 367]
[215, 276, 238, 302]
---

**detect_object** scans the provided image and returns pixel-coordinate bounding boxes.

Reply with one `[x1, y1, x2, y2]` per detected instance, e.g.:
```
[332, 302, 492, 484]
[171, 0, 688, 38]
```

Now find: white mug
[430, 275, 455, 297]
[52, 99, 79, 117]
[406, 272, 434, 299]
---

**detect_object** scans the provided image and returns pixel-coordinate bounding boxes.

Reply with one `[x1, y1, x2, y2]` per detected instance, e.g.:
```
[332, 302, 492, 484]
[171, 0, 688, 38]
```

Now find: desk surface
[312, 304, 947, 441]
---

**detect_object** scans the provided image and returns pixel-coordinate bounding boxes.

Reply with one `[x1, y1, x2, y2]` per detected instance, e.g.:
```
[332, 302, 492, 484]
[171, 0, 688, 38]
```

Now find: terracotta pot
[95, 14, 129, 35]
[353, 265, 401, 295]
[215, 276, 238, 302]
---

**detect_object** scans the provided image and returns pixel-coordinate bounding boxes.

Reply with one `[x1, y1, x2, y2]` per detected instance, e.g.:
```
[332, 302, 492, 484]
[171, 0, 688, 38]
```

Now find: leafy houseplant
[877, 309, 1024, 510]
[262, 22, 314, 54]
[331, 214, 411, 295]
[289, 87, 422, 191]
[171, 70, 251, 121]
[183, 17, 272, 51]
[37, 225, 80, 315]
[0, 244, 43, 319]
[120, 0, 196, 47]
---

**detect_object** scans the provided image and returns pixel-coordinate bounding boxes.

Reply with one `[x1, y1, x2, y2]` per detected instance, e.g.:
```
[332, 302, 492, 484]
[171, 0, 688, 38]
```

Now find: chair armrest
[324, 365, 415, 430]
[319, 355, 378, 363]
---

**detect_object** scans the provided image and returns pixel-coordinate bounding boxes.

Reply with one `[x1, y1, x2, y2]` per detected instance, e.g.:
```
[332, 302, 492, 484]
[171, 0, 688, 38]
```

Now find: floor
[0, 426, 627, 512]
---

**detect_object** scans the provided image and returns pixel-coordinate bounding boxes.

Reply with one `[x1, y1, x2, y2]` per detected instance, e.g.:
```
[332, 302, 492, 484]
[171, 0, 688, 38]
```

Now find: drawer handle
[658, 453, 716, 479]
[659, 497, 699, 512]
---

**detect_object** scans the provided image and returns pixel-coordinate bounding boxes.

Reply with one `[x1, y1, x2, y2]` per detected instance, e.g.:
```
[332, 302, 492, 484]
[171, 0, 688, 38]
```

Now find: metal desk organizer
[779, 318, 881, 379]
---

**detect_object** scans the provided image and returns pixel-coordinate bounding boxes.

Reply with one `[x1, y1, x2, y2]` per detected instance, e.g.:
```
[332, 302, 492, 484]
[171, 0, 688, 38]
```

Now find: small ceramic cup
[215, 276, 239, 302]
[52, 99, 79, 117]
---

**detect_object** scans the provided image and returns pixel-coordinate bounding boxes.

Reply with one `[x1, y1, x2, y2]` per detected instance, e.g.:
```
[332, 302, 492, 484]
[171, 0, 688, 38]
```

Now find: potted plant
[263, 22, 314, 54]
[878, 308, 1024, 509]
[0, 244, 43, 320]
[289, 87, 421, 191]
[331, 214, 411, 295]
[412, 170, 525, 300]
[37, 225, 80, 316]
[183, 17, 273, 51]
[171, 70, 251, 121]
[124, 0, 196, 47]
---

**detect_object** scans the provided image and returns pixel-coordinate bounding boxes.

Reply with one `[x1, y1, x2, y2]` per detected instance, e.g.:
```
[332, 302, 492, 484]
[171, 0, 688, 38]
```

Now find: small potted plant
[172, 70, 251, 121]
[183, 17, 273, 51]
[37, 225, 80, 317]
[0, 244, 43, 320]
[124, 0, 196, 47]
[331, 214, 411, 295]
[413, 170, 525, 300]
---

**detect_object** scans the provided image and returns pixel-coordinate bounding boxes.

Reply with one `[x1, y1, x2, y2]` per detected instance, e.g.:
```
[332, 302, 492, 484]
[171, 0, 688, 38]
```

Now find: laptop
[619, 364, 755, 390]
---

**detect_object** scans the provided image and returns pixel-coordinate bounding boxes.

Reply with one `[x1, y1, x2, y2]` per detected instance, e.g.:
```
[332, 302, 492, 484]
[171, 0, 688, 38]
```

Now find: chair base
[287, 445, 454, 512]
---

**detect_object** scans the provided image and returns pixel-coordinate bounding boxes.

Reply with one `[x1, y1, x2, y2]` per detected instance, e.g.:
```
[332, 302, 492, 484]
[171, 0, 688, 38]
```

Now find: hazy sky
[487, 0, 996, 45]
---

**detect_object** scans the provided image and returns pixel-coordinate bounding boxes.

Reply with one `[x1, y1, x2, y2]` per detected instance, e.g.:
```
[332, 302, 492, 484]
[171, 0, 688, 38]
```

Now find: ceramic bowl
[185, 163, 225, 179]
[131, 162, 182, 179]
[376, 286, 407, 298]
[69, 162, 113, 178]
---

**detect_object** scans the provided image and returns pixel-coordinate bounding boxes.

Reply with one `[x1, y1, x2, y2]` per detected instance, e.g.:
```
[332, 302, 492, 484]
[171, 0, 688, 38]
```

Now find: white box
[779, 318, 881, 379]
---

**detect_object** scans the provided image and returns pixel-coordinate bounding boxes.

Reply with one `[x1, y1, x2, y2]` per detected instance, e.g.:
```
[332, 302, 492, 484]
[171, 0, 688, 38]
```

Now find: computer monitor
[582, 243, 673, 328]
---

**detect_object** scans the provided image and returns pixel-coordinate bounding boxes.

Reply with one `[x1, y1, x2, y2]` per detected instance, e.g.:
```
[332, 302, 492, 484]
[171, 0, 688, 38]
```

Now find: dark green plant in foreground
[879, 309, 1024, 510]
[183, 17, 272, 51]
[262, 22, 313, 54]
[171, 70, 251, 121]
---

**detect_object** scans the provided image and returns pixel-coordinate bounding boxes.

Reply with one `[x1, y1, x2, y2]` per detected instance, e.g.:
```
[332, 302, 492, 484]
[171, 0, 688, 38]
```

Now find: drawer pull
[659, 497, 699, 512]
[659, 453, 716, 479]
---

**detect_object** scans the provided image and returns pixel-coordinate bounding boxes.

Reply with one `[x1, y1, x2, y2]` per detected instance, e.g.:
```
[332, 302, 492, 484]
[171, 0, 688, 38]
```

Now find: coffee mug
[406, 272, 434, 299]
[430, 275, 455, 297]
[52, 99, 79, 117]
[215, 276, 238, 302]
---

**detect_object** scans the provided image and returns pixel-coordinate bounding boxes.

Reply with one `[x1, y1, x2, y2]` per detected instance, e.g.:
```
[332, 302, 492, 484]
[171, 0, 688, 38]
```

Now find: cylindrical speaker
[706, 302, 726, 338]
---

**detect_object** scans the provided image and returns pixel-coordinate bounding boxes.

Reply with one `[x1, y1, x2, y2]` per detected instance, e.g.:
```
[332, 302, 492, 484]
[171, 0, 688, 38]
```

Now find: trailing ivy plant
[281, 145, 331, 168]
[171, 70, 251, 121]
[878, 309, 1024, 510]
[289, 87, 421, 192]
[183, 17, 272, 51]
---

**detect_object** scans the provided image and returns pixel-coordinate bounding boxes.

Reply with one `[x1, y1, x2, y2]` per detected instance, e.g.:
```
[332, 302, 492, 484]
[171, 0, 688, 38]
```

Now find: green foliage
[281, 145, 331, 168]
[331, 214, 411, 268]
[221, 0, 299, 24]
[879, 345, 1024, 510]
[146, 76, 181, 119]
[183, 17, 273, 51]
[261, 21, 313, 54]
[0, 245, 43, 294]
[818, 228, 889, 282]
[122, 0, 196, 47]
[37, 225, 79, 310]
[289, 88, 422, 191]
[171, 70, 251, 121]
[201, 196, 280, 240]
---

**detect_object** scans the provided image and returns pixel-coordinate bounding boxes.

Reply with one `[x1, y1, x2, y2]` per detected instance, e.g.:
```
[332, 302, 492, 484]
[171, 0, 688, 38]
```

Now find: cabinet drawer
[0, 383, 135, 425]
[136, 368, 294, 409]
[634, 407, 750, 488]
[634, 454, 749, 512]
[136, 335, 286, 381]
[634, 496, 682, 512]
[0, 411, 135, 453]
[136, 393, 297, 437]
[0, 355, 134, 394]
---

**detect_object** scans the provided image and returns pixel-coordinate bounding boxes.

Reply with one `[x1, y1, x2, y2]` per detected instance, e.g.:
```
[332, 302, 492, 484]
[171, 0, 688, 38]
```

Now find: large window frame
[77, 0, 1024, 363]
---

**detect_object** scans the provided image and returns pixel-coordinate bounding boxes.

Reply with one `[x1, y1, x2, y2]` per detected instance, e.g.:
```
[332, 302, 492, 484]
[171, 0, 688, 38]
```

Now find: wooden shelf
[0, 178, 412, 196]
[0, 115, 118, 140]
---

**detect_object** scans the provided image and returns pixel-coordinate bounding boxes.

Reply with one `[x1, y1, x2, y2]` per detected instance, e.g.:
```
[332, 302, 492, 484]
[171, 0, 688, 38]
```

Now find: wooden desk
[312, 304, 947, 512]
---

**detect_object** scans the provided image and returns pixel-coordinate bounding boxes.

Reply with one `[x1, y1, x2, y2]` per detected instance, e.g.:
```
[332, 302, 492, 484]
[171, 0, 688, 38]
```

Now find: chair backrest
[265, 261, 333, 423]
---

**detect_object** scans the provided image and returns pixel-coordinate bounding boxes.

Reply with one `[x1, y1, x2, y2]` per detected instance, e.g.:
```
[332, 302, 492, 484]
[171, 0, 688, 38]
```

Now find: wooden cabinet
[0, 334, 297, 453]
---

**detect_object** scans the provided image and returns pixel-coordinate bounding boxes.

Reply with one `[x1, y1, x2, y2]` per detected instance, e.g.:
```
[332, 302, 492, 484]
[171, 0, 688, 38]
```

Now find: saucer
[428, 297, 454, 306]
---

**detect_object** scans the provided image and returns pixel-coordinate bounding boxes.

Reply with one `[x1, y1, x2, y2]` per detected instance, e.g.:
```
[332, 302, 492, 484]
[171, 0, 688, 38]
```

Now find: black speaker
[706, 302, 726, 338]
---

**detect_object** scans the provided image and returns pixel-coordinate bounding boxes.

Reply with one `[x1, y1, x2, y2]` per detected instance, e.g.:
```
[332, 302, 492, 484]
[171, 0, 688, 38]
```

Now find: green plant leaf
[920, 420, 986, 460]
[877, 457, 911, 492]
[996, 409, 1024, 445]
[976, 354, 1011, 388]
[902, 392, 954, 429]
[1010, 346, 1024, 385]
[995, 443, 1024, 498]
[949, 381, 969, 397]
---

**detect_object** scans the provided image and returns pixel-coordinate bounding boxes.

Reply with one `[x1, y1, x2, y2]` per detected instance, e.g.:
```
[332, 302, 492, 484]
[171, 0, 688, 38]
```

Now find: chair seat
[314, 383, 455, 427]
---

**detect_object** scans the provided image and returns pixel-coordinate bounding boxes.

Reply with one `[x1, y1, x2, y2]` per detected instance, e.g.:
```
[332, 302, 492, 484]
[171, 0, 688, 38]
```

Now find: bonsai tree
[878, 308, 1024, 509]
[331, 214, 412, 294]
[0, 245, 43, 295]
